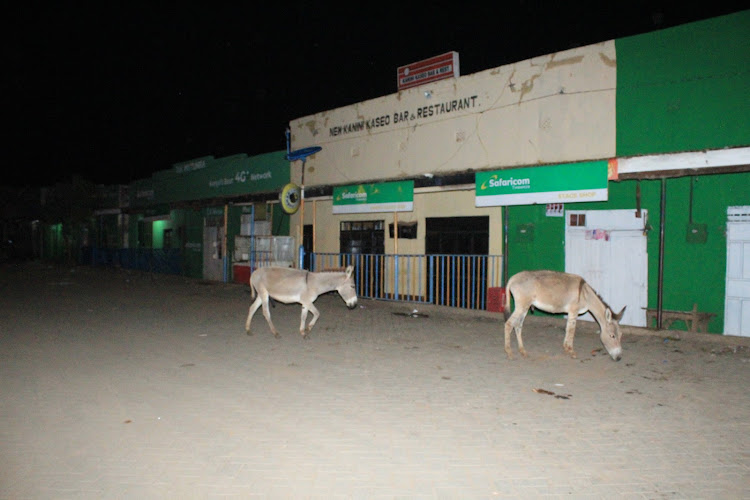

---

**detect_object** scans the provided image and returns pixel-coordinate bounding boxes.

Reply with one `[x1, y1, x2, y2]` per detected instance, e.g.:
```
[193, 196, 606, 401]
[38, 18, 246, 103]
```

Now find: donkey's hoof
[246, 330, 253, 336]
[273, 333, 281, 339]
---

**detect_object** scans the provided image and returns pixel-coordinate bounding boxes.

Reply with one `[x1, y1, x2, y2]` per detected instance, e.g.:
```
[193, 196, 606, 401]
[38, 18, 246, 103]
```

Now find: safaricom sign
[342, 191, 367, 201]
[333, 180, 414, 214]
[475, 161, 609, 207]
[487, 177, 531, 189]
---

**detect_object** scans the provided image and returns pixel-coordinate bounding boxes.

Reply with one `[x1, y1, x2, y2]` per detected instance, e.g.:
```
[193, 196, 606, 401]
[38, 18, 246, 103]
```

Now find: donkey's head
[336, 265, 358, 309]
[600, 306, 626, 361]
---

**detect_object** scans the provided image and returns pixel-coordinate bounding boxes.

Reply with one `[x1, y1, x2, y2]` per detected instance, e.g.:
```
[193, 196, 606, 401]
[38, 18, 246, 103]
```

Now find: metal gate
[565, 209, 648, 327]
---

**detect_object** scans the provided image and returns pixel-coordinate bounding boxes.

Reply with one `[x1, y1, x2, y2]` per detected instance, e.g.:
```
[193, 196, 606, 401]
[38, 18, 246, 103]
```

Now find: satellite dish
[279, 183, 301, 214]
[285, 129, 322, 163]
[285, 129, 321, 186]
[286, 145, 322, 162]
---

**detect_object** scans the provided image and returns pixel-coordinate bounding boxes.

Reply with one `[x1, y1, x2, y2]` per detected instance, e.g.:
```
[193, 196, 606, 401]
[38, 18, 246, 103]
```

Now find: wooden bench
[645, 304, 716, 333]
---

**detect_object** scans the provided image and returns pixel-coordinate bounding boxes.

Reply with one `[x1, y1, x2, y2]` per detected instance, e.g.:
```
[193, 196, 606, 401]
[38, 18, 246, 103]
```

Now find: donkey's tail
[503, 283, 512, 322]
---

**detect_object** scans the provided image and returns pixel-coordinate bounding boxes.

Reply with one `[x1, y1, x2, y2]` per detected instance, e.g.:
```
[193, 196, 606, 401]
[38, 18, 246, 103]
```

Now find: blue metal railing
[90, 247, 182, 275]
[311, 252, 503, 310]
[87, 247, 504, 311]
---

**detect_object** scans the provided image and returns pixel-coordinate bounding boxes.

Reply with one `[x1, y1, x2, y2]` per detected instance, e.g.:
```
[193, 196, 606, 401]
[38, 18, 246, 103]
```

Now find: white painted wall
[288, 41, 616, 187]
[303, 188, 503, 256]
[288, 41, 616, 261]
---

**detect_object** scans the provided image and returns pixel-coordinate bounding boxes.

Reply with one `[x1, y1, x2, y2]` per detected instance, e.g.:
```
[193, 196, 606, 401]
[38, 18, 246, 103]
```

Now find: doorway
[340, 220, 385, 296]
[303, 224, 313, 270]
[203, 216, 225, 281]
[724, 206, 750, 336]
[426, 216, 489, 307]
[565, 209, 648, 327]
[425, 216, 489, 255]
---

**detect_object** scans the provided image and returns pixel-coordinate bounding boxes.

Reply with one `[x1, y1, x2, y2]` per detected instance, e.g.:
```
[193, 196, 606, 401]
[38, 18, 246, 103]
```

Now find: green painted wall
[183, 209, 204, 280]
[43, 223, 64, 261]
[507, 171, 750, 333]
[616, 10, 750, 155]
[650, 172, 750, 333]
[122, 150, 292, 279]
[611, 10, 750, 333]
[506, 204, 564, 274]
[168, 208, 204, 279]
[152, 220, 167, 248]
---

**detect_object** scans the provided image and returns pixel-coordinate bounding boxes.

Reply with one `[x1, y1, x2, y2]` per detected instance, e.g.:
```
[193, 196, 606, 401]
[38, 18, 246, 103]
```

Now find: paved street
[1, 262, 748, 499]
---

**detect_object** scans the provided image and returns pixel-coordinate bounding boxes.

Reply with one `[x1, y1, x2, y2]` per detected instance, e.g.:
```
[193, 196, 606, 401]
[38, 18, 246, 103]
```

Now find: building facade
[286, 11, 750, 334]
[97, 151, 292, 281]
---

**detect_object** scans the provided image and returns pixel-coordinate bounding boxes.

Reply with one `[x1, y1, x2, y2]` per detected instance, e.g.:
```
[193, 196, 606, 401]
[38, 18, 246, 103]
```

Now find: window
[340, 220, 384, 254]
[569, 213, 586, 227]
[389, 221, 418, 239]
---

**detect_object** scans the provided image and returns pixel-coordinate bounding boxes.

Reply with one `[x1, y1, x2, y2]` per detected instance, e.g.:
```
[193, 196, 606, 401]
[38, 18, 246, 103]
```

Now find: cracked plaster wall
[288, 41, 616, 188]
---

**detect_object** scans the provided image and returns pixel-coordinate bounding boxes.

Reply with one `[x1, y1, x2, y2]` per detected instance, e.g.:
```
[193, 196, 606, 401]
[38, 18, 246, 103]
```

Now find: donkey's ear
[345, 265, 354, 278]
[613, 306, 626, 321]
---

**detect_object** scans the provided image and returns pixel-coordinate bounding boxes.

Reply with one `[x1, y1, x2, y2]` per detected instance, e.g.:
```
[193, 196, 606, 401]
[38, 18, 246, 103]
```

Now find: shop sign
[397, 52, 459, 91]
[475, 161, 608, 207]
[333, 180, 414, 214]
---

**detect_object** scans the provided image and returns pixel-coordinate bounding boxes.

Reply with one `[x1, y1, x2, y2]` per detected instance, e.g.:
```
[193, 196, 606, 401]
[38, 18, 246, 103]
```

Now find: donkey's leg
[515, 311, 529, 358]
[245, 297, 263, 335]
[305, 302, 321, 335]
[260, 297, 280, 338]
[563, 308, 578, 358]
[504, 307, 528, 359]
[298, 301, 320, 338]
[299, 305, 309, 337]
[504, 313, 516, 359]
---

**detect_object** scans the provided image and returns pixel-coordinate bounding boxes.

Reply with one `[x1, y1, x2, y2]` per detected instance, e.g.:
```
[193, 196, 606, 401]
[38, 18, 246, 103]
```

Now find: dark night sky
[3, 2, 746, 188]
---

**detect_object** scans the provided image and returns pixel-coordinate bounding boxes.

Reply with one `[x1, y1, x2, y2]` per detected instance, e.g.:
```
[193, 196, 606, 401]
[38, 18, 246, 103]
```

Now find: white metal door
[724, 206, 750, 336]
[565, 209, 648, 327]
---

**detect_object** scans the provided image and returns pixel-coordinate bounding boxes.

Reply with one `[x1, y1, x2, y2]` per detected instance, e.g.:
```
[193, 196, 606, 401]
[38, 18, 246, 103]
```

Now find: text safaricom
[341, 192, 367, 201]
[488, 177, 531, 189]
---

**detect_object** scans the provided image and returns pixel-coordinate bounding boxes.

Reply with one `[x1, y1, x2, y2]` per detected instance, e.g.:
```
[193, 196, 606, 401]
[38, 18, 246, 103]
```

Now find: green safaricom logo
[480, 174, 531, 191]
[340, 190, 367, 202]
[333, 181, 413, 214]
[475, 161, 609, 208]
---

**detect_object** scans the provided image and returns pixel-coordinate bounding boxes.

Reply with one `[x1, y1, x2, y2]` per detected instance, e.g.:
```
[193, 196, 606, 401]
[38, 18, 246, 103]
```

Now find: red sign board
[607, 158, 619, 180]
[397, 52, 460, 91]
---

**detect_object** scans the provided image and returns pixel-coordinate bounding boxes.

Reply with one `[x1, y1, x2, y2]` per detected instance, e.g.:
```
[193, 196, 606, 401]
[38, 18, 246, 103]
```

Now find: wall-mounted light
[424, 90, 432, 99]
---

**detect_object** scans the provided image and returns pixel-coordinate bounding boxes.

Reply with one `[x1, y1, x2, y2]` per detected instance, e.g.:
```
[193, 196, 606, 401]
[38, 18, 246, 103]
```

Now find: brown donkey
[503, 270, 625, 361]
[246, 266, 357, 338]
